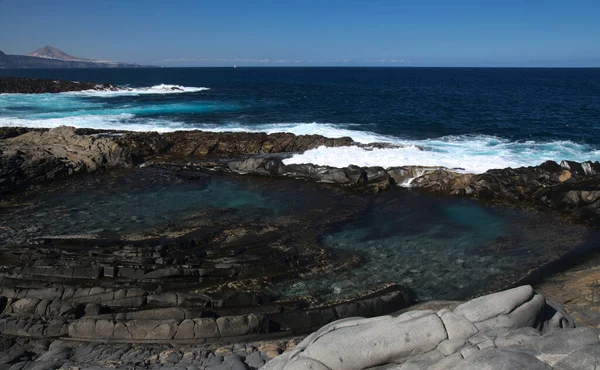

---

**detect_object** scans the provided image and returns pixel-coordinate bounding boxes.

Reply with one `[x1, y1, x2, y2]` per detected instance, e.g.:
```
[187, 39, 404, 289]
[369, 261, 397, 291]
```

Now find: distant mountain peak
[28, 46, 90, 61]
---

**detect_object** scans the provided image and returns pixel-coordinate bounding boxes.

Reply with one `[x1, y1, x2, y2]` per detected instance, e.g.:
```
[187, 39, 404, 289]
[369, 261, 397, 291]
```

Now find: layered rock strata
[0, 209, 413, 343]
[0, 286, 597, 369]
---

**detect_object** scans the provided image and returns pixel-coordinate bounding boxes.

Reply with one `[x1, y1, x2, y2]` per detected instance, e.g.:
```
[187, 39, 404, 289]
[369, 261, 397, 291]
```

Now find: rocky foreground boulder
[264, 286, 599, 370]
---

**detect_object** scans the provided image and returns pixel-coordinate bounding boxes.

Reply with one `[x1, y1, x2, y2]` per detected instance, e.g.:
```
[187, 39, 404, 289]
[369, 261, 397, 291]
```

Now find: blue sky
[1, 0, 599, 67]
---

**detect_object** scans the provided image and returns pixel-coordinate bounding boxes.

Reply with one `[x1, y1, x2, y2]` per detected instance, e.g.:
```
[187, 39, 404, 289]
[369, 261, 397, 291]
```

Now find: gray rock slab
[440, 347, 551, 370]
[454, 286, 534, 323]
[300, 313, 447, 370]
[437, 309, 478, 340]
[532, 327, 599, 355]
[437, 339, 467, 356]
[552, 344, 600, 370]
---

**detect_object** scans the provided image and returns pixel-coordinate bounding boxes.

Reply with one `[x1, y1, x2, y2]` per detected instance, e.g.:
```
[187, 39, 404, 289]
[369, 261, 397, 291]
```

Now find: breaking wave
[67, 84, 210, 96]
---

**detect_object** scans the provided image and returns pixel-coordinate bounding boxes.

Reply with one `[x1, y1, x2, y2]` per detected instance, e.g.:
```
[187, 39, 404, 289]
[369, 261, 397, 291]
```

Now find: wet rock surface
[0, 167, 419, 368]
[0, 77, 119, 94]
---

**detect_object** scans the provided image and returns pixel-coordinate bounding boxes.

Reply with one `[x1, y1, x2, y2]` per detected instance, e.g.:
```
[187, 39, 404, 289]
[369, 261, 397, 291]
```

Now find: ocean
[1, 67, 599, 172]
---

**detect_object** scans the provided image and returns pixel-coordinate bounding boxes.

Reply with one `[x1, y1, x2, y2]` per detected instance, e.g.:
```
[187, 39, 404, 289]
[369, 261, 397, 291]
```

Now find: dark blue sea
[1, 67, 599, 171]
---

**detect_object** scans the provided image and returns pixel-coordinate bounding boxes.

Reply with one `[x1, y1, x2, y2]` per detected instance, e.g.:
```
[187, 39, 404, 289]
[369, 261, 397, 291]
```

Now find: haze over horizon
[1, 0, 599, 67]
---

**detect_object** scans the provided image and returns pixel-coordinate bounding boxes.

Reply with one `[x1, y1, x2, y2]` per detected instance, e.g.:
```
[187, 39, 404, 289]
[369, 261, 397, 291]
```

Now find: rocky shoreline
[2, 126, 598, 227]
[1, 125, 600, 369]
[0, 77, 120, 94]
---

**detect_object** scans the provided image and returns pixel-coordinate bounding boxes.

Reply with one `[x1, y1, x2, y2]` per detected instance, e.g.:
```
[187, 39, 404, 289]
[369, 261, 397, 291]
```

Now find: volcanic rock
[0, 77, 119, 94]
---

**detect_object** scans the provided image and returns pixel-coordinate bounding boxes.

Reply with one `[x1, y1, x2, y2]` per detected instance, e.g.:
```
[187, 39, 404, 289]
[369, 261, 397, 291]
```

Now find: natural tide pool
[1, 167, 597, 302]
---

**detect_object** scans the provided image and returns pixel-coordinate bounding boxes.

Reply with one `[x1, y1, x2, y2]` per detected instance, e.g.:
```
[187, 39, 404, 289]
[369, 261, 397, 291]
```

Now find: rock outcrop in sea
[0, 77, 120, 94]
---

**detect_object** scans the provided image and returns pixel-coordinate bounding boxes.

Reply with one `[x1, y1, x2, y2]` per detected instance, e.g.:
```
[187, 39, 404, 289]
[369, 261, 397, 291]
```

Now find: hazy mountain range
[0, 46, 152, 68]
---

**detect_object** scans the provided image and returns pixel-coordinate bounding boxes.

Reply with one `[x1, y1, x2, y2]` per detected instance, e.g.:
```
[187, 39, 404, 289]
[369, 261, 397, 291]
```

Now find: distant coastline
[0, 46, 156, 69]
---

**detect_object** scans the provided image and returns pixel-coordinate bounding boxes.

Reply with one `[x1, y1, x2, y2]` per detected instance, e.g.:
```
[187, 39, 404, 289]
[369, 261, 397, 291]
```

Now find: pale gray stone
[532, 327, 599, 355]
[299, 313, 447, 370]
[194, 318, 220, 339]
[507, 293, 546, 328]
[396, 350, 444, 370]
[436, 339, 467, 356]
[460, 345, 479, 359]
[552, 344, 600, 370]
[440, 347, 551, 370]
[174, 319, 195, 340]
[437, 309, 478, 339]
[217, 314, 265, 337]
[477, 339, 495, 350]
[244, 351, 265, 369]
[428, 353, 463, 370]
[454, 286, 534, 323]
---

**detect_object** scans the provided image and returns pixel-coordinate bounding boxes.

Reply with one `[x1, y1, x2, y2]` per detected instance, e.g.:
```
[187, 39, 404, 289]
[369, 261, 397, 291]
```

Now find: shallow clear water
[277, 194, 591, 300]
[1, 168, 596, 301]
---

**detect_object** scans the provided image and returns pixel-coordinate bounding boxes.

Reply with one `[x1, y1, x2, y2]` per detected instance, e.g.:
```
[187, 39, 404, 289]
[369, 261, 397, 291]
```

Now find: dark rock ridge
[0, 126, 354, 195]
[0, 77, 119, 94]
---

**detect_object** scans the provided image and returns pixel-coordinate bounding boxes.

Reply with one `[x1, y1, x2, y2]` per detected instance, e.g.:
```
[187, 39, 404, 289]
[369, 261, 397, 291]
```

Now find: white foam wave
[282, 138, 600, 174]
[0, 115, 188, 132]
[65, 84, 210, 97]
[191, 122, 393, 142]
